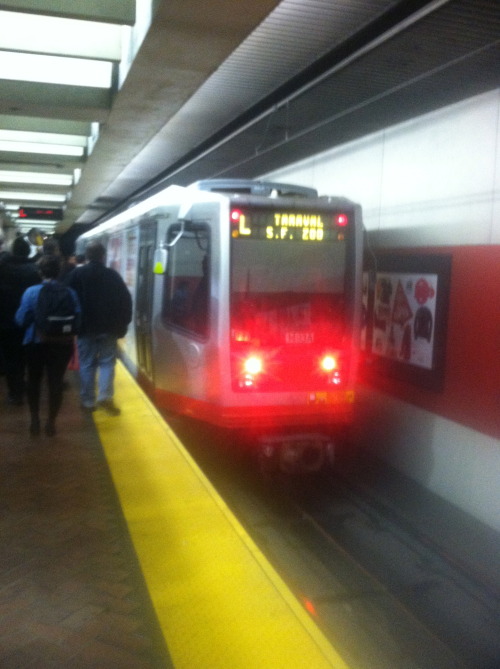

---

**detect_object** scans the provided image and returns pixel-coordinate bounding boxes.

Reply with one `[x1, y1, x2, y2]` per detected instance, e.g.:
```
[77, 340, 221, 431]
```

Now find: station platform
[0, 361, 349, 669]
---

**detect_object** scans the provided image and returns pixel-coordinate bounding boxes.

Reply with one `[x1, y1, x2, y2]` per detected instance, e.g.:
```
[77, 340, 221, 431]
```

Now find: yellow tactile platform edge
[93, 361, 350, 669]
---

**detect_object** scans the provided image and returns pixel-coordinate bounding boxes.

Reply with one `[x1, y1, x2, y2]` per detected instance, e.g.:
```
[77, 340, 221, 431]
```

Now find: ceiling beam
[0, 80, 112, 122]
[0, 115, 93, 136]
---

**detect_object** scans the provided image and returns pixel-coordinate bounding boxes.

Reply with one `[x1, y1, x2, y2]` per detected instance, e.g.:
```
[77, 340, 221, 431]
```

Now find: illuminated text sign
[231, 208, 347, 242]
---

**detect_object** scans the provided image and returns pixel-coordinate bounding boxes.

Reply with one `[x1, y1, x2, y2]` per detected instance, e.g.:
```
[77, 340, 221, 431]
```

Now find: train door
[135, 219, 157, 382]
[156, 221, 212, 399]
[163, 223, 210, 337]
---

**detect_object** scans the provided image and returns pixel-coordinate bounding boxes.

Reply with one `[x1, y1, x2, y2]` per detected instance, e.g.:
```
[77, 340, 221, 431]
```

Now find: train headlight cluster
[239, 354, 264, 388]
[320, 353, 343, 386]
[320, 354, 337, 372]
[244, 356, 263, 375]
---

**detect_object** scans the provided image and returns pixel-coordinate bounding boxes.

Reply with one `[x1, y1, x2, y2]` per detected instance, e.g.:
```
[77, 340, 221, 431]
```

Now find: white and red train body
[77, 179, 364, 471]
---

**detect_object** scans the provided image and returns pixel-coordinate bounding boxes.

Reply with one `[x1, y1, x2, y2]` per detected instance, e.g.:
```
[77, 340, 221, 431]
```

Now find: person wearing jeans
[77, 333, 120, 411]
[66, 242, 132, 415]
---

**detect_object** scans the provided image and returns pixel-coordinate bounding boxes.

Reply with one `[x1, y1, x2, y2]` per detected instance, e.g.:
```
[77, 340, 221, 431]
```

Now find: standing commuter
[42, 236, 60, 257]
[15, 255, 81, 436]
[0, 233, 7, 262]
[60, 253, 85, 283]
[25, 227, 44, 260]
[66, 241, 132, 415]
[0, 237, 41, 405]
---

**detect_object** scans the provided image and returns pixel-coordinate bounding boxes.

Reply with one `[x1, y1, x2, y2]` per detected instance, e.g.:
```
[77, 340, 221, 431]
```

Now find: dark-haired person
[15, 255, 81, 436]
[66, 242, 132, 415]
[0, 237, 41, 405]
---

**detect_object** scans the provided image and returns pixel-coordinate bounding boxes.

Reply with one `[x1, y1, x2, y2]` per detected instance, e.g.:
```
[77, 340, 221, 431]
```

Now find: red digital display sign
[18, 207, 63, 221]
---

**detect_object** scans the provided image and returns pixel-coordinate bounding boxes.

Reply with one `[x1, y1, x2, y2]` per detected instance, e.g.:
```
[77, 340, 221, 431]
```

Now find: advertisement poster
[108, 233, 123, 273]
[363, 253, 451, 390]
[373, 272, 438, 370]
[125, 228, 138, 292]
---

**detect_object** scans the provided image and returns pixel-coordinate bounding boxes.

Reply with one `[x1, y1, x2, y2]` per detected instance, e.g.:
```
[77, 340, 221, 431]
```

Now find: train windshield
[230, 206, 349, 348]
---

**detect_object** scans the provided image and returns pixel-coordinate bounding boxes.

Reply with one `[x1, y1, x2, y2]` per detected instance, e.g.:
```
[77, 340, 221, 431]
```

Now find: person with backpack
[66, 241, 132, 415]
[15, 255, 81, 436]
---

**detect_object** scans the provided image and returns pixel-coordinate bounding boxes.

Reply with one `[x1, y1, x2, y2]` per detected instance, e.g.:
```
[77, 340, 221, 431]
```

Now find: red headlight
[320, 354, 338, 372]
[244, 356, 263, 375]
[236, 354, 264, 389]
[320, 353, 343, 385]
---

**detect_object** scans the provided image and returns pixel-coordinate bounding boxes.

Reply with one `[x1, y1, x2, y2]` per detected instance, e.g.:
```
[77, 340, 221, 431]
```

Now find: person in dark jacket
[66, 241, 132, 414]
[0, 237, 41, 404]
[15, 255, 81, 436]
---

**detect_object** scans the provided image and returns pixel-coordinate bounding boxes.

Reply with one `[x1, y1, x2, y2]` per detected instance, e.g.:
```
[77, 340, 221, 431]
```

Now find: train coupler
[257, 433, 334, 474]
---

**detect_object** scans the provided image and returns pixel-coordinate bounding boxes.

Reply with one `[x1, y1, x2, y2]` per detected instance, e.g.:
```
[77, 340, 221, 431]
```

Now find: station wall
[261, 89, 500, 531]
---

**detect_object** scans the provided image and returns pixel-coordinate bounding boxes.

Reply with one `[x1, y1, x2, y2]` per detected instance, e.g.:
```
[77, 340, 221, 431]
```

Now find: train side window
[162, 225, 210, 338]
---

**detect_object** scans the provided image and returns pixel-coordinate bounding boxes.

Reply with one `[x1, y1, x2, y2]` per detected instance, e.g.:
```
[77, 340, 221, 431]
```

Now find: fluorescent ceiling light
[0, 170, 73, 186]
[17, 222, 59, 235]
[0, 11, 122, 62]
[0, 51, 113, 88]
[0, 191, 67, 202]
[0, 141, 83, 157]
[0, 129, 88, 147]
[18, 220, 57, 227]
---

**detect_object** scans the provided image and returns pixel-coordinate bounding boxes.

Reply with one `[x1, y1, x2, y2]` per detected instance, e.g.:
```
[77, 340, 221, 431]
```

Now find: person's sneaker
[97, 399, 121, 416]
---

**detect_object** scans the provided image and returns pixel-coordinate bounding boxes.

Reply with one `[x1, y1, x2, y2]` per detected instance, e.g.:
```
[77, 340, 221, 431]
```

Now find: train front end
[222, 193, 363, 472]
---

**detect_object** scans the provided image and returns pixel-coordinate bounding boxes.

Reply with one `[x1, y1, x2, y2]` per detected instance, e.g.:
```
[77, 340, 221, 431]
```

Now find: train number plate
[285, 331, 314, 344]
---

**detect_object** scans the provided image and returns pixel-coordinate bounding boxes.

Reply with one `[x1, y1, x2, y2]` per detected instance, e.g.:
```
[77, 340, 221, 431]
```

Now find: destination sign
[18, 207, 63, 221]
[230, 208, 348, 242]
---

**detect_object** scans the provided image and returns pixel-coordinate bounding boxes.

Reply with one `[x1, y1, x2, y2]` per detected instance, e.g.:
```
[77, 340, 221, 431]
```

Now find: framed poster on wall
[363, 253, 452, 391]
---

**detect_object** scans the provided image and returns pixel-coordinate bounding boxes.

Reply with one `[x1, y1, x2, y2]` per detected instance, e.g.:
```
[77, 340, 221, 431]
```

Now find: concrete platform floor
[0, 371, 171, 668]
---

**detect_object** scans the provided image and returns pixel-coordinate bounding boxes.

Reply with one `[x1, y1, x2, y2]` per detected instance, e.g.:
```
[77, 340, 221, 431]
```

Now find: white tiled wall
[263, 89, 500, 246]
[262, 90, 500, 530]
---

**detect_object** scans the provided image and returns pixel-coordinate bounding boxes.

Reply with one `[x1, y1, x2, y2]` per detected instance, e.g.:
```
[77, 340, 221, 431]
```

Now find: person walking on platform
[15, 255, 81, 436]
[66, 241, 132, 415]
[0, 237, 41, 405]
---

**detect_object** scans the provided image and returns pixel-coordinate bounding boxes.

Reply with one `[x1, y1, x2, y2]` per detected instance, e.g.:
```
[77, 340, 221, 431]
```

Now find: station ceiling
[0, 0, 499, 239]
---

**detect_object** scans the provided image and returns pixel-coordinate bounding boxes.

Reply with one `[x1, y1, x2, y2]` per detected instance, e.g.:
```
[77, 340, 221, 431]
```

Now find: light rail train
[76, 179, 364, 472]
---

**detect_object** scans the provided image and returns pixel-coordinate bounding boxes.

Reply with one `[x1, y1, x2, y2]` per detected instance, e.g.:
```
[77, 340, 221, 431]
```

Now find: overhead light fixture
[0, 129, 87, 147]
[0, 170, 73, 186]
[0, 191, 67, 202]
[16, 220, 60, 234]
[0, 11, 122, 62]
[0, 140, 84, 157]
[0, 51, 113, 88]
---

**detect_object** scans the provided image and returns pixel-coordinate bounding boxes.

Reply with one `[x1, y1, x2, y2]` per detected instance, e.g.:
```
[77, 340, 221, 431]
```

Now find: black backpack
[35, 282, 79, 342]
